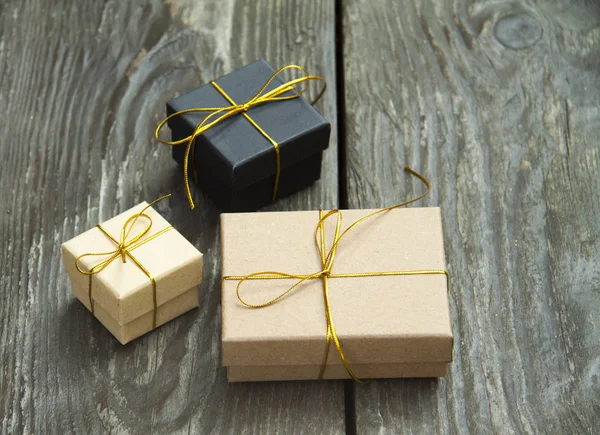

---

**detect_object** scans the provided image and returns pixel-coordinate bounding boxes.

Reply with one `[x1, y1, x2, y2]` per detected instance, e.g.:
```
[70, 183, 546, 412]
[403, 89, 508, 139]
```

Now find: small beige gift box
[62, 200, 203, 344]
[221, 207, 453, 382]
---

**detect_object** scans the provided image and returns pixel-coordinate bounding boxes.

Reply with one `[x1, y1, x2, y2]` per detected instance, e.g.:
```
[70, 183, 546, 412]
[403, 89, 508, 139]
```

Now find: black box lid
[166, 59, 330, 191]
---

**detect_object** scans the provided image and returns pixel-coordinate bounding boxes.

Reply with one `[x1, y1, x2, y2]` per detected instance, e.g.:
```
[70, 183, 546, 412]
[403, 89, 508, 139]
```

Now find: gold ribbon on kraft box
[222, 168, 449, 382]
[155, 65, 326, 210]
[74, 195, 173, 330]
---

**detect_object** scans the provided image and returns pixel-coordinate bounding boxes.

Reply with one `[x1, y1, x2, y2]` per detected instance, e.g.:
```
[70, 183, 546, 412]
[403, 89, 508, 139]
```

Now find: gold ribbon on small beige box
[74, 195, 173, 330]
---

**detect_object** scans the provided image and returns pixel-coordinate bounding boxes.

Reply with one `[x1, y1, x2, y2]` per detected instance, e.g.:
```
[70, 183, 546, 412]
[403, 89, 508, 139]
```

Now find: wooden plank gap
[344, 380, 357, 435]
[335, 0, 349, 209]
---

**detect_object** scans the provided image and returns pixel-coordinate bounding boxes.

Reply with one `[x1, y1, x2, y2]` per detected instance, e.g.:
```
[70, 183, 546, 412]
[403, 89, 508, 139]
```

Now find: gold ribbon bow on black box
[156, 62, 328, 211]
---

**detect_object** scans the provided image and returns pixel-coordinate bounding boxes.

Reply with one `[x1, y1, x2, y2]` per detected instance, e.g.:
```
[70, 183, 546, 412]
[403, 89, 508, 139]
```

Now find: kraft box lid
[221, 207, 453, 374]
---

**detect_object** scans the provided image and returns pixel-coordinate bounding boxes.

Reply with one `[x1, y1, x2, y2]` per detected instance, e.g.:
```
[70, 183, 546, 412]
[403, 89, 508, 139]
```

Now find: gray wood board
[342, 0, 600, 434]
[0, 0, 344, 433]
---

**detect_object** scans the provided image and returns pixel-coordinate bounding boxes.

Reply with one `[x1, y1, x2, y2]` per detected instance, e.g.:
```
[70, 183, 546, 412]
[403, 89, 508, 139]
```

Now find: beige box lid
[221, 207, 452, 368]
[62, 202, 203, 325]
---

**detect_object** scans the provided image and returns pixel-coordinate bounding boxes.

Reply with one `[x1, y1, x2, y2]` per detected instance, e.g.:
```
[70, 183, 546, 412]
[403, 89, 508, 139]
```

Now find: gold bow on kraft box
[155, 65, 326, 210]
[75, 196, 172, 329]
[222, 168, 449, 382]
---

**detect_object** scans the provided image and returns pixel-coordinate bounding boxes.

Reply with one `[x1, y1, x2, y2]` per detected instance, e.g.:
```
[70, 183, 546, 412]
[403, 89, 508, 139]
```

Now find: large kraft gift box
[62, 202, 203, 344]
[221, 207, 453, 382]
[165, 59, 330, 212]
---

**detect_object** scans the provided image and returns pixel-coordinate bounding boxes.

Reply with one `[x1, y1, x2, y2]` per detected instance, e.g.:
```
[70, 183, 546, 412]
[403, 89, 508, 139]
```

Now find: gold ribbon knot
[156, 64, 326, 210]
[222, 168, 449, 381]
[75, 195, 173, 329]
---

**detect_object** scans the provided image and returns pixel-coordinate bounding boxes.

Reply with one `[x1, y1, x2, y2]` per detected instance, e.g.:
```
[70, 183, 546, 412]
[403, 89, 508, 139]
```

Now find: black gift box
[166, 59, 331, 212]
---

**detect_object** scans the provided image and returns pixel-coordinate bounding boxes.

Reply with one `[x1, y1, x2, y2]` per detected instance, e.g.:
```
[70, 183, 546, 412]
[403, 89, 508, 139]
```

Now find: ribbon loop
[156, 64, 327, 210]
[222, 167, 449, 382]
[75, 211, 153, 275]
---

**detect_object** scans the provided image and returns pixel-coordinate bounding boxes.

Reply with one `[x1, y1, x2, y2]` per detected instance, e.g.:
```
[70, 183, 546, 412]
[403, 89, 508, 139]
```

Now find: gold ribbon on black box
[222, 168, 449, 382]
[156, 65, 326, 210]
[74, 195, 173, 330]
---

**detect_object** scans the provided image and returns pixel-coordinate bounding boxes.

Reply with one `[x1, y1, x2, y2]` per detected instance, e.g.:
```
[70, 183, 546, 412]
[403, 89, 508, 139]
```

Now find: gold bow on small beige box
[61, 197, 204, 344]
[74, 196, 173, 329]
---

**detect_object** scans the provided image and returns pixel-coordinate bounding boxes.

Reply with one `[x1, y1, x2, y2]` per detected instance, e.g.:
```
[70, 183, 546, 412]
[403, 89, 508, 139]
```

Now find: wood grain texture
[0, 0, 342, 434]
[342, 0, 600, 434]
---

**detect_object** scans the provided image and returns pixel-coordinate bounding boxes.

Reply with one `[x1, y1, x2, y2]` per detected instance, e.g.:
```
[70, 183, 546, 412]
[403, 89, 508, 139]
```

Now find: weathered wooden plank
[342, 0, 600, 433]
[0, 0, 343, 433]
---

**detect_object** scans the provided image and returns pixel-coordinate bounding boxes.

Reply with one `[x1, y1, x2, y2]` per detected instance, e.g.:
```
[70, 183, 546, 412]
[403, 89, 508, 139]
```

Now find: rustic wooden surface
[0, 0, 344, 434]
[342, 0, 600, 434]
[1, 0, 599, 434]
